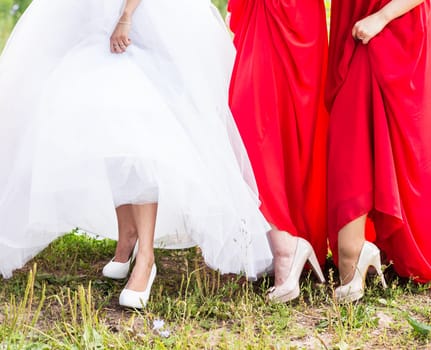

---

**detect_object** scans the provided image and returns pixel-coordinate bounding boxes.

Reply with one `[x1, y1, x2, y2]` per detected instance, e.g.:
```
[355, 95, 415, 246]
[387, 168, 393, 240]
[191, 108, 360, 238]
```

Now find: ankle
[273, 255, 294, 286]
[338, 242, 363, 262]
[127, 254, 155, 291]
[114, 236, 138, 263]
[338, 238, 364, 276]
[267, 230, 298, 258]
[338, 257, 357, 285]
[135, 251, 155, 267]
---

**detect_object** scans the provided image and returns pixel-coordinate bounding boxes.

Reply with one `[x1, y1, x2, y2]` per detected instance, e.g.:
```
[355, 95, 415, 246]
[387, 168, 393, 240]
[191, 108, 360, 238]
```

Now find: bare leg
[125, 203, 157, 291]
[338, 214, 367, 284]
[114, 205, 138, 263]
[267, 224, 298, 287]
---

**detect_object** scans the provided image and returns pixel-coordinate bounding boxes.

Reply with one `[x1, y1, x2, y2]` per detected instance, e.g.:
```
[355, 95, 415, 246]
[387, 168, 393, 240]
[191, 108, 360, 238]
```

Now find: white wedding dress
[0, 0, 273, 279]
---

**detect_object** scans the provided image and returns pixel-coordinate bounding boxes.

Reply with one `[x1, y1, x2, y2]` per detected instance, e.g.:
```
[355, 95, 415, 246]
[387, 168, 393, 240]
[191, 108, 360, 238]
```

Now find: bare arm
[110, 0, 142, 54]
[353, 0, 425, 44]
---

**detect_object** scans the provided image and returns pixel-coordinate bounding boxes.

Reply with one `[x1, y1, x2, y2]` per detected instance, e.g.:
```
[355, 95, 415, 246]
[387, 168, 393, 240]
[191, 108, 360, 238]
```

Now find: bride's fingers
[121, 38, 130, 49]
[110, 38, 116, 53]
[118, 43, 126, 52]
[110, 38, 120, 54]
[114, 43, 123, 54]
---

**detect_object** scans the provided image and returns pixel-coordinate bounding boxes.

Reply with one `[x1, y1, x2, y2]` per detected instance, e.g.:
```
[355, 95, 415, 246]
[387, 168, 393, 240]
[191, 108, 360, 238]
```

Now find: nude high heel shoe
[102, 241, 138, 280]
[267, 237, 325, 302]
[119, 264, 157, 309]
[335, 241, 387, 303]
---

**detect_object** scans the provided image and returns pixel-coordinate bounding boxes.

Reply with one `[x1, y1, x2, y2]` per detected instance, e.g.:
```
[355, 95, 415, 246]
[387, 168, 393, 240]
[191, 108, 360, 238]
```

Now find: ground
[1, 233, 431, 349]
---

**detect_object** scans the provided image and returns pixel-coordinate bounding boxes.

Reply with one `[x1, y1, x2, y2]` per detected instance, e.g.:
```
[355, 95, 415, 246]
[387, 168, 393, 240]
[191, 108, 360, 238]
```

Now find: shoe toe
[267, 284, 300, 303]
[119, 289, 147, 309]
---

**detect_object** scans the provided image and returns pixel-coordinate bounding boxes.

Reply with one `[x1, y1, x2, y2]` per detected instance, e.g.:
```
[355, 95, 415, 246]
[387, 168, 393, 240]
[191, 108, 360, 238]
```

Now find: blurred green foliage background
[0, 0, 31, 49]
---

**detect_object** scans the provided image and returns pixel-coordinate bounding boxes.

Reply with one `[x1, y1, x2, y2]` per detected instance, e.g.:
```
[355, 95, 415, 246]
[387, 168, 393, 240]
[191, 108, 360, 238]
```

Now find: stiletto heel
[335, 241, 387, 303]
[372, 252, 388, 289]
[102, 240, 139, 280]
[267, 237, 325, 303]
[308, 248, 326, 284]
[119, 264, 157, 309]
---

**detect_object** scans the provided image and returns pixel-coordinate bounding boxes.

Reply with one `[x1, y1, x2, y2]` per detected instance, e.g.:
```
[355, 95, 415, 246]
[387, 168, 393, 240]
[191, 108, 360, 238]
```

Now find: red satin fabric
[228, 0, 329, 264]
[326, 0, 431, 282]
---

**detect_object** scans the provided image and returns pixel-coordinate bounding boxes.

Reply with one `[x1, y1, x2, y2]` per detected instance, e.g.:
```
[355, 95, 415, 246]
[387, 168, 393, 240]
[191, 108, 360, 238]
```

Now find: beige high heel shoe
[267, 237, 325, 302]
[335, 241, 387, 303]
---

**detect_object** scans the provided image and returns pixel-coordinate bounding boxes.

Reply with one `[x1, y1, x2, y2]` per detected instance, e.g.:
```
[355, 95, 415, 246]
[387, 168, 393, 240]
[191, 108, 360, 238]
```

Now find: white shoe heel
[373, 252, 388, 289]
[335, 241, 387, 303]
[307, 246, 326, 284]
[102, 241, 138, 280]
[267, 237, 325, 303]
[119, 264, 157, 309]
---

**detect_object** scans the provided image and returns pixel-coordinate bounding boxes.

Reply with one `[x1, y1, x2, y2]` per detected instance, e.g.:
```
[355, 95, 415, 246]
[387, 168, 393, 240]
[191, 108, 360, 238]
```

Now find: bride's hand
[110, 16, 132, 54]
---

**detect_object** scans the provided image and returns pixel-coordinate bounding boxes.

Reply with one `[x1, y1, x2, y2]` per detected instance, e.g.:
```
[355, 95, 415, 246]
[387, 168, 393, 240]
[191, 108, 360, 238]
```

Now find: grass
[1, 233, 431, 349]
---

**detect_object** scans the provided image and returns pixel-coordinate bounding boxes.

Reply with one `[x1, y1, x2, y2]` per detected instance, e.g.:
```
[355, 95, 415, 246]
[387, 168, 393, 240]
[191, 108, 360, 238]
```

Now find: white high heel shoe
[335, 241, 387, 303]
[267, 237, 325, 302]
[102, 241, 138, 280]
[119, 264, 157, 309]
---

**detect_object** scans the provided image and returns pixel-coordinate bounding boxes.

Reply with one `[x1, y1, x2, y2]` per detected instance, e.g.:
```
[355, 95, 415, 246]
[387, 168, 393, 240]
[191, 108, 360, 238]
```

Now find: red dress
[326, 0, 431, 282]
[228, 0, 329, 264]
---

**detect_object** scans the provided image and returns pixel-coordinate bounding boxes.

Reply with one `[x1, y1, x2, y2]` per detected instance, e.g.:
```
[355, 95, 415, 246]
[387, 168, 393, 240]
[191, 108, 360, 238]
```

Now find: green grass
[1, 233, 431, 349]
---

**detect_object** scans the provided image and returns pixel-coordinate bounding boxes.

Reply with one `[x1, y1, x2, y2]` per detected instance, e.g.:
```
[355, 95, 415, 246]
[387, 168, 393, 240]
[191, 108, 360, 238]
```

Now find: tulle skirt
[0, 0, 273, 278]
